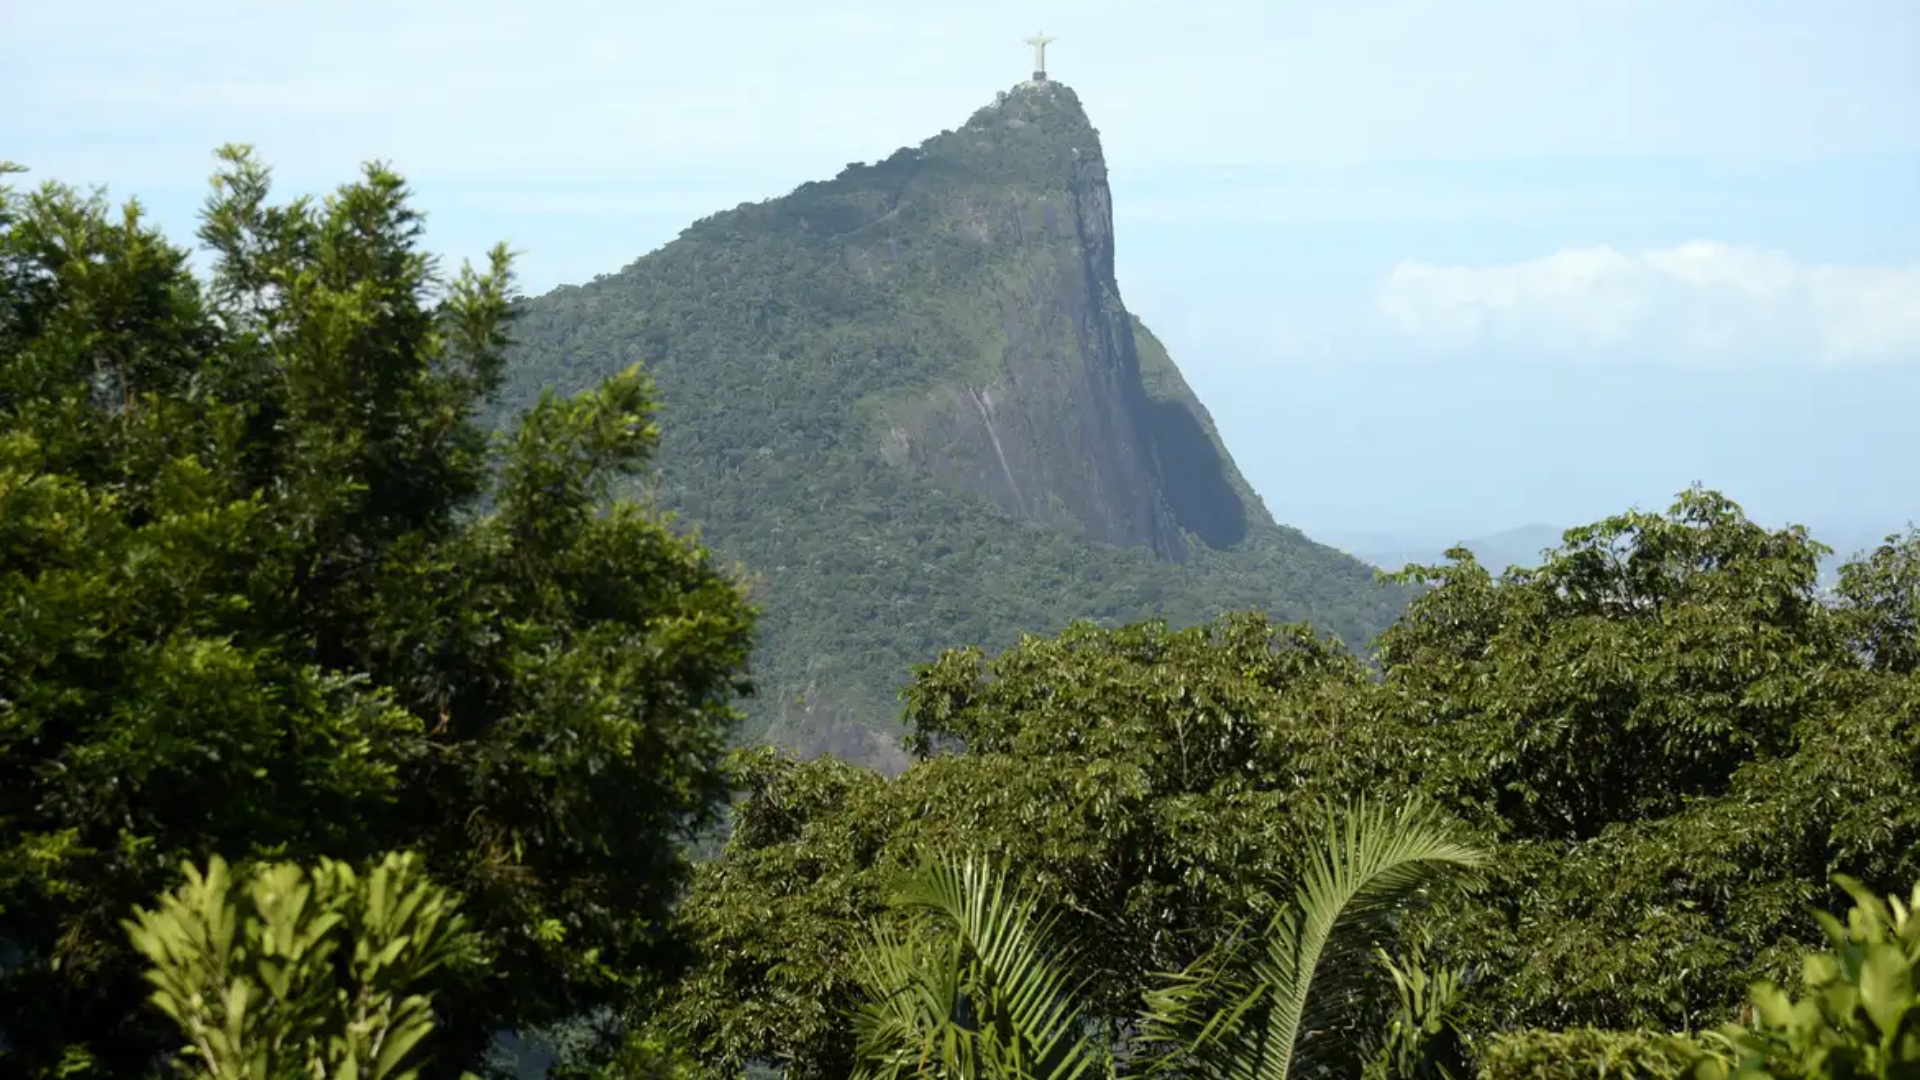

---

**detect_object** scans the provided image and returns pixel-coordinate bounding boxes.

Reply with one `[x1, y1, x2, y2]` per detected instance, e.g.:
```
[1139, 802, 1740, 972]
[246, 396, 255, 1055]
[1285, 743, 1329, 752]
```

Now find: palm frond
[850, 853, 1111, 1080]
[850, 918, 971, 1080]
[1138, 798, 1489, 1080]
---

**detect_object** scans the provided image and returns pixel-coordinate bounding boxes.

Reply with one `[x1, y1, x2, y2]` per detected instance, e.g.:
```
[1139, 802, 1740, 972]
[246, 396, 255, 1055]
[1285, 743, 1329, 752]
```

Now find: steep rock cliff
[851, 84, 1199, 559]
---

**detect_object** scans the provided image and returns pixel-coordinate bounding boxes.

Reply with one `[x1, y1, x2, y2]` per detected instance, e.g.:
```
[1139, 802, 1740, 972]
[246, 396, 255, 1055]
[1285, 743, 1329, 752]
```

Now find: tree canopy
[0, 149, 755, 1077]
[663, 490, 1920, 1076]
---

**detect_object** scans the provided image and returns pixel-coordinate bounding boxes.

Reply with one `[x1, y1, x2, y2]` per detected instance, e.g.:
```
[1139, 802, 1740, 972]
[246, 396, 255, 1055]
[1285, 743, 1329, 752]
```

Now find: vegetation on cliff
[496, 83, 1409, 764]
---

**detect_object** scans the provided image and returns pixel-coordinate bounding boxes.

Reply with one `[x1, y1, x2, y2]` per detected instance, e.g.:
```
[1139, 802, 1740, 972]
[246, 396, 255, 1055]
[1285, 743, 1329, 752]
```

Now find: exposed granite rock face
[844, 82, 1254, 562]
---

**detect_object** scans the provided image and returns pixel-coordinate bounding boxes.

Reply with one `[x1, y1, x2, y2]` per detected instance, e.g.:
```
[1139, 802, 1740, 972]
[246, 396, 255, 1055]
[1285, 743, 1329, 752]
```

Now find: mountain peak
[786, 79, 1104, 238]
[784, 84, 1215, 560]
[531, 82, 1279, 563]
[927, 79, 1103, 180]
[979, 78, 1092, 122]
[500, 85, 1403, 761]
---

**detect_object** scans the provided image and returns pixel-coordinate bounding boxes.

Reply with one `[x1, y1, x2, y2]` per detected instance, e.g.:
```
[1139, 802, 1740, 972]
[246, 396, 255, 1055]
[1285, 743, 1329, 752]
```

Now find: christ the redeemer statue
[1025, 32, 1055, 81]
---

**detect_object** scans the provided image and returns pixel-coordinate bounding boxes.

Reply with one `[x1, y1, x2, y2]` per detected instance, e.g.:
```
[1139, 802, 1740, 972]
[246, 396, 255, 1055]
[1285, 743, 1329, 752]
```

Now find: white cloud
[1376, 242, 1920, 363]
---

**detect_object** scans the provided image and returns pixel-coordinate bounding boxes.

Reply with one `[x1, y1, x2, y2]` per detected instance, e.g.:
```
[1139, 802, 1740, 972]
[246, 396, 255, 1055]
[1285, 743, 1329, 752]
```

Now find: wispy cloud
[1376, 242, 1920, 364]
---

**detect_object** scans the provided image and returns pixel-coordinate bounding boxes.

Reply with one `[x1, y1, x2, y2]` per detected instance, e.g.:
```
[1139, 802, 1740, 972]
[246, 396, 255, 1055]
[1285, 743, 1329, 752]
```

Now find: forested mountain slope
[498, 81, 1408, 764]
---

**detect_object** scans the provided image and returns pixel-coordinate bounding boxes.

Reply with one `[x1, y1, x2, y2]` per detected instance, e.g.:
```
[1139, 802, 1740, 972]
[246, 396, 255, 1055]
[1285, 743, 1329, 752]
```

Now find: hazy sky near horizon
[7, 0, 1917, 541]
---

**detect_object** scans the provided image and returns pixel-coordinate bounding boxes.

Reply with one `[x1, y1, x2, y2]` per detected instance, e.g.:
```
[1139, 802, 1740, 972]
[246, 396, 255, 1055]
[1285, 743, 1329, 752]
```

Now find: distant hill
[495, 81, 1410, 768]
[1327, 524, 1566, 574]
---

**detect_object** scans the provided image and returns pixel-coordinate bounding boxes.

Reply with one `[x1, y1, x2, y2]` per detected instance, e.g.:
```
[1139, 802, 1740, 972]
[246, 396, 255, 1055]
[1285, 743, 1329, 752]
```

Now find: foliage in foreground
[1692, 876, 1920, 1079]
[845, 847, 1920, 1080]
[667, 615, 1388, 1079]
[125, 852, 476, 1080]
[848, 855, 1107, 1080]
[1474, 874, 1920, 1079]
[846, 800, 1486, 1080]
[1136, 799, 1489, 1080]
[0, 151, 755, 1076]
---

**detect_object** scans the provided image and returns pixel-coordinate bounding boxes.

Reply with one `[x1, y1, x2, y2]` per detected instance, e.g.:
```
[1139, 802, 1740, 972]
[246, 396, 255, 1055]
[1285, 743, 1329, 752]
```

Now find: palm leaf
[849, 853, 1111, 1080]
[850, 917, 970, 1080]
[1137, 798, 1488, 1080]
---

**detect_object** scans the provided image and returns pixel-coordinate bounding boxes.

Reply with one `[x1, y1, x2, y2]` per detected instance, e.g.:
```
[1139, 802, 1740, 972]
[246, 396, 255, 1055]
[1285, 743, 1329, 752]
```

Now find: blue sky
[6, 0, 1917, 548]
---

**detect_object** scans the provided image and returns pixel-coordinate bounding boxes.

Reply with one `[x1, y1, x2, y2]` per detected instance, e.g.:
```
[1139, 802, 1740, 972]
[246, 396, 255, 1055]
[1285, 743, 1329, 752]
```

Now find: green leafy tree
[1473, 1029, 1700, 1080]
[1692, 876, 1920, 1079]
[1372, 489, 1920, 1036]
[1836, 526, 1920, 676]
[124, 852, 476, 1080]
[1359, 943, 1468, 1080]
[1477, 875, 1920, 1078]
[1376, 487, 1845, 842]
[0, 150, 754, 1076]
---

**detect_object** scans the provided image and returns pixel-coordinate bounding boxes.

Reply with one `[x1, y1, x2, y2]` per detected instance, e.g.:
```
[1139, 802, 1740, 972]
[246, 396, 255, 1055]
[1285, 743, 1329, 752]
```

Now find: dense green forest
[496, 83, 1409, 768]
[3, 124, 1919, 1079]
